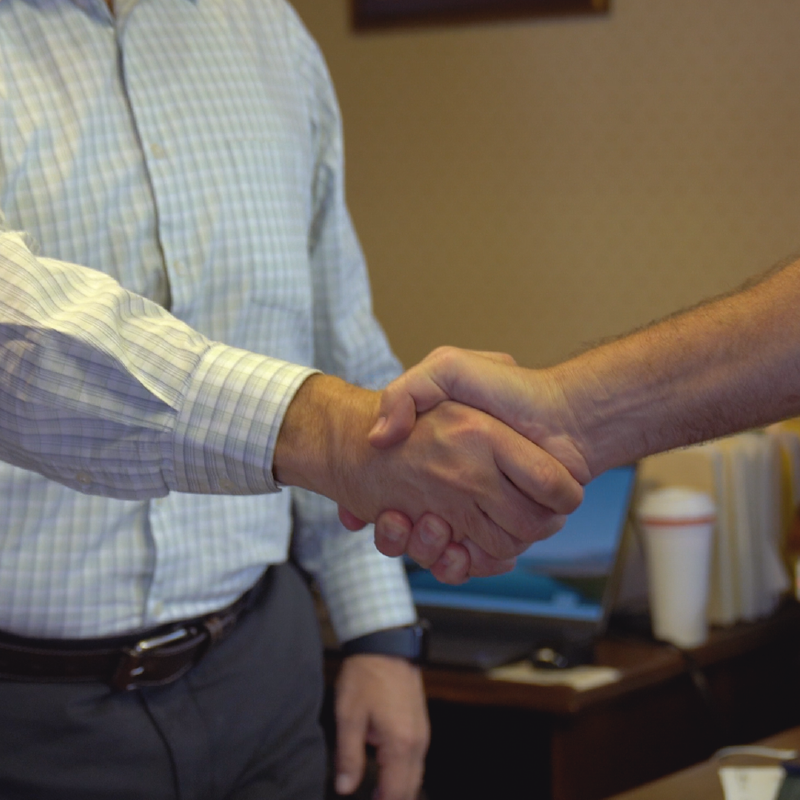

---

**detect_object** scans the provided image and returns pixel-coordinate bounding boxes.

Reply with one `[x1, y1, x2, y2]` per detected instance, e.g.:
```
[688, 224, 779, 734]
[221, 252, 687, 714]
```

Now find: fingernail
[419, 517, 448, 546]
[381, 519, 405, 543]
[443, 548, 469, 581]
[369, 416, 387, 437]
[336, 774, 355, 795]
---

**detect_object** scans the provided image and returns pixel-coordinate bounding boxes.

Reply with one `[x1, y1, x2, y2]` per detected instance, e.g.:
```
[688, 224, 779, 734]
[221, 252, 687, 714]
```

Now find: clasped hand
[338, 348, 592, 584]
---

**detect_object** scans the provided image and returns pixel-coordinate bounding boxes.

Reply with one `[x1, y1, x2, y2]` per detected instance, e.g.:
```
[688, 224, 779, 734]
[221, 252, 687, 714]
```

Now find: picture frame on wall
[353, 0, 610, 30]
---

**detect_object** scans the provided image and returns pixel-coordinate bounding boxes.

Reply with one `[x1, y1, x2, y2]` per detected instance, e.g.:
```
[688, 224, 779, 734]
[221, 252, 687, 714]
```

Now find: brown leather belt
[0, 570, 270, 691]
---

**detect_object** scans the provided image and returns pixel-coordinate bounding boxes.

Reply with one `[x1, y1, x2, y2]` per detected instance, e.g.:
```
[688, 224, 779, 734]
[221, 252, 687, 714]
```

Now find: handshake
[333, 347, 601, 586]
[279, 255, 800, 585]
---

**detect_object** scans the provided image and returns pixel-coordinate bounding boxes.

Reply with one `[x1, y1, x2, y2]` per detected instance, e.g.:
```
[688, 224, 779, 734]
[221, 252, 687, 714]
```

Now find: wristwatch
[340, 622, 429, 665]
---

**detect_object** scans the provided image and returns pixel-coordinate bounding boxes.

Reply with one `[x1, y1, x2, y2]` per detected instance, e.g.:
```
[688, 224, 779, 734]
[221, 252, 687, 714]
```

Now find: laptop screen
[406, 464, 637, 626]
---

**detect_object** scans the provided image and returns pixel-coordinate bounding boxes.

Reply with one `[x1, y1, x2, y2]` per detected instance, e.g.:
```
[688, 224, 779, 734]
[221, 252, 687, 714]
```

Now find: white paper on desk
[487, 662, 621, 691]
[718, 766, 785, 800]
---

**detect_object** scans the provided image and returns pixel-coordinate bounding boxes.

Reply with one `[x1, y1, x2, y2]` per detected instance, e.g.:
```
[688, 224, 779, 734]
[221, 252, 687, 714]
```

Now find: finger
[468, 490, 568, 561]
[374, 511, 413, 558]
[373, 728, 427, 800]
[490, 421, 585, 516]
[351, 658, 429, 800]
[429, 542, 471, 584]
[457, 430, 571, 558]
[464, 495, 568, 561]
[335, 704, 369, 796]
[339, 505, 368, 531]
[374, 751, 423, 800]
[405, 513, 453, 569]
[370, 347, 481, 449]
[461, 538, 518, 578]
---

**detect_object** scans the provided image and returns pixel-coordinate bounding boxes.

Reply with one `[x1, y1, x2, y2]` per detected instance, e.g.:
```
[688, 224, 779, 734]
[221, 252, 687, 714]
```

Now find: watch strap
[340, 622, 428, 664]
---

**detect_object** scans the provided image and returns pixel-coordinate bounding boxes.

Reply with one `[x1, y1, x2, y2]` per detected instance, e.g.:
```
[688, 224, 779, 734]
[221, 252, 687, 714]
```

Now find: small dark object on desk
[530, 645, 573, 670]
[529, 634, 595, 670]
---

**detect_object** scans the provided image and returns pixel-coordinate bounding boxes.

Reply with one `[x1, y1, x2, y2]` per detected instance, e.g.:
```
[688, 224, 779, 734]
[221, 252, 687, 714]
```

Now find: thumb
[369, 347, 481, 449]
[368, 389, 418, 449]
[338, 505, 368, 531]
[369, 347, 522, 449]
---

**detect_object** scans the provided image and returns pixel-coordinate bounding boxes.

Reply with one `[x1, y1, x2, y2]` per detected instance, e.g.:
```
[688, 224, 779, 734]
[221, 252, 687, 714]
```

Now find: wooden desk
[606, 726, 800, 800]
[414, 601, 800, 800]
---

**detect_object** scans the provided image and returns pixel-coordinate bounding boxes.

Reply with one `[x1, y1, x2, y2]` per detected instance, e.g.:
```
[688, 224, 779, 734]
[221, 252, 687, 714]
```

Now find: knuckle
[530, 458, 582, 514]
[429, 345, 457, 364]
[401, 727, 429, 756]
[394, 730, 423, 754]
[427, 346, 465, 379]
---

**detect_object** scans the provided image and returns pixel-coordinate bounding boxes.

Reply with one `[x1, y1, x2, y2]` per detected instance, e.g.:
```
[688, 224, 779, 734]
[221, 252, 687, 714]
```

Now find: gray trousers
[0, 563, 327, 800]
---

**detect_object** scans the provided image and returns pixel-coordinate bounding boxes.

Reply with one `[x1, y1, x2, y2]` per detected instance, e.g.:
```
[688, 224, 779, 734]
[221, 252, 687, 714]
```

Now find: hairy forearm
[273, 373, 380, 503]
[552, 258, 800, 476]
[366, 257, 800, 582]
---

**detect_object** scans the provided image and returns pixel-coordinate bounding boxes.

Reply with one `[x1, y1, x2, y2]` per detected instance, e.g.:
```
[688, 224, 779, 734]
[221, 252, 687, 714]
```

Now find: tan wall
[291, 0, 800, 370]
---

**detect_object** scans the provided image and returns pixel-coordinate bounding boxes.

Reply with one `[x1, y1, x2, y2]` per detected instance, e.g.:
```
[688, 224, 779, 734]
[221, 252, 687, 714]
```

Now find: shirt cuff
[168, 343, 318, 495]
[314, 525, 417, 643]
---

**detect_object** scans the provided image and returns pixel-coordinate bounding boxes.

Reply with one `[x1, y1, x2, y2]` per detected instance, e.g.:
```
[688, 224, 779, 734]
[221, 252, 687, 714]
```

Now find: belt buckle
[112, 627, 191, 691]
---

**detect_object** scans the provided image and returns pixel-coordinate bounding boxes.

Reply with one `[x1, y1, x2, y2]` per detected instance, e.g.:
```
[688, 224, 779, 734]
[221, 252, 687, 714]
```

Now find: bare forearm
[273, 373, 379, 504]
[552, 258, 800, 476]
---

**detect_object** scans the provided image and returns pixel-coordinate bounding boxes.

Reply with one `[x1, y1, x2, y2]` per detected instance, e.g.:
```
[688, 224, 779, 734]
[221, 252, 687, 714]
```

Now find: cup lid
[637, 486, 716, 524]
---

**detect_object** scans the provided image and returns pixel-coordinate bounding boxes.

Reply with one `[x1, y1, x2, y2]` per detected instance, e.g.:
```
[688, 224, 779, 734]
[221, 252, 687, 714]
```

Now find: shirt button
[173, 260, 185, 274]
[151, 601, 164, 618]
[75, 471, 92, 486]
[150, 142, 167, 160]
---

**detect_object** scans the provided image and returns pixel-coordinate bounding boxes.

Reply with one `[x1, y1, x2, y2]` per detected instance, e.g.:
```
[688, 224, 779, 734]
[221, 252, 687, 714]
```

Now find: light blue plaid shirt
[0, 0, 415, 640]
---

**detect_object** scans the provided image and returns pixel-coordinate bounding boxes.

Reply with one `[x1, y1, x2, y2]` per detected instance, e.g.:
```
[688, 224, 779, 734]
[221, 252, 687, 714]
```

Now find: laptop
[407, 464, 638, 670]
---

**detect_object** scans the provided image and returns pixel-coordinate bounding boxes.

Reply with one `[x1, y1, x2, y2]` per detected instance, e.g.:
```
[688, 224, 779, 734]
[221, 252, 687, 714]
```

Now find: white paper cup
[638, 487, 716, 648]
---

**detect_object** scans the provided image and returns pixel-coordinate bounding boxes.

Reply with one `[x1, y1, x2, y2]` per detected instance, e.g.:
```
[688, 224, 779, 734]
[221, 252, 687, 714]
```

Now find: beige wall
[291, 0, 800, 369]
